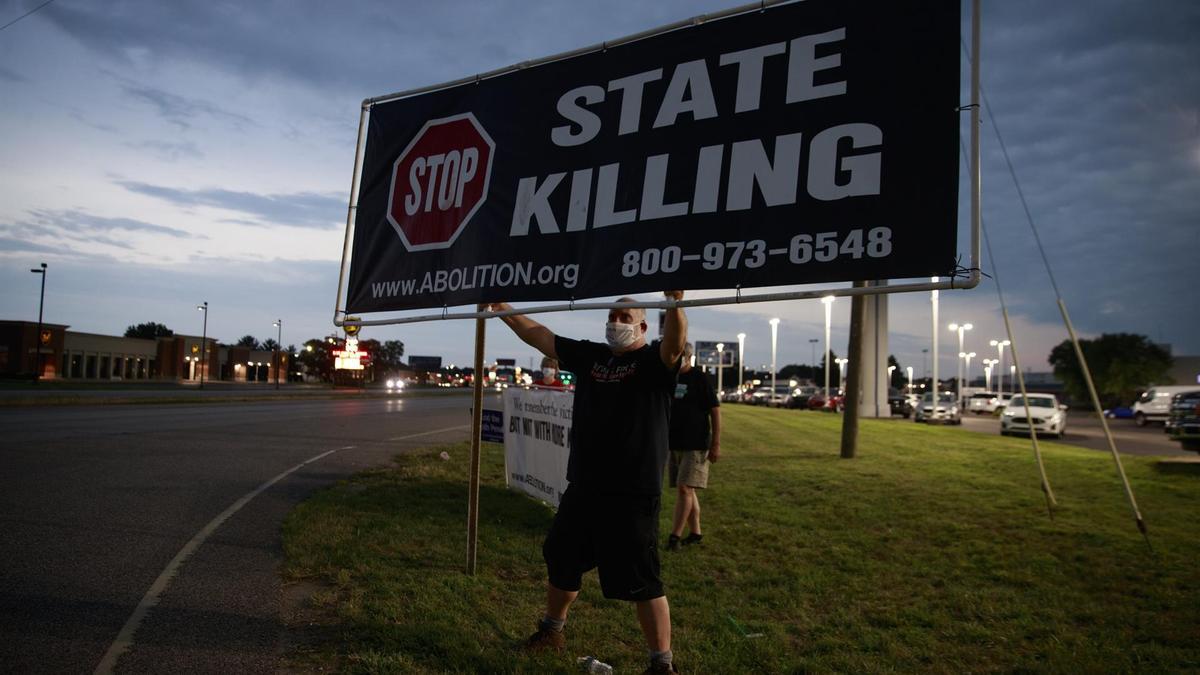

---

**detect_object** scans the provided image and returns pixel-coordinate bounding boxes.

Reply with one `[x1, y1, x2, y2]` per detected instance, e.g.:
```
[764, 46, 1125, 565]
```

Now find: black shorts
[543, 486, 663, 602]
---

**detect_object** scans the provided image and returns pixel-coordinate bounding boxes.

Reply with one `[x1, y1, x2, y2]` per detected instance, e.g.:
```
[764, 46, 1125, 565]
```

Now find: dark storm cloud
[25, 209, 198, 239]
[118, 181, 344, 230]
[120, 82, 256, 130]
[0, 65, 27, 83]
[968, 0, 1200, 349]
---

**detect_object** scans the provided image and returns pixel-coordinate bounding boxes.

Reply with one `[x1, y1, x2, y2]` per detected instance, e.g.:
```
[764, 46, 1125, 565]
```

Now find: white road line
[93, 445, 355, 675]
[94, 424, 470, 674]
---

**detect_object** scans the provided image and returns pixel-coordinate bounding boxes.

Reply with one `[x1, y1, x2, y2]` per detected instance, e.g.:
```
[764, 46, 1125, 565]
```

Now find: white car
[1001, 394, 1068, 438]
[915, 392, 961, 424]
[1131, 386, 1200, 427]
[967, 392, 1001, 414]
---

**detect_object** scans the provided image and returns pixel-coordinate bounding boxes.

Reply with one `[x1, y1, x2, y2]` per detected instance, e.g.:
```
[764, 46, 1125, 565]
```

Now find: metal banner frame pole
[466, 307, 486, 575]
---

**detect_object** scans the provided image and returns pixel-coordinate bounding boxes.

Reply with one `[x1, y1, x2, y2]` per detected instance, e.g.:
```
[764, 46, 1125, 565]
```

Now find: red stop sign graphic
[386, 113, 495, 251]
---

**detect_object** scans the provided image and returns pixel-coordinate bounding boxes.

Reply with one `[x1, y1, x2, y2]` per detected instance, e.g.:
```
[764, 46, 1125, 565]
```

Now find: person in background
[489, 292, 687, 675]
[666, 342, 721, 551]
[536, 356, 566, 390]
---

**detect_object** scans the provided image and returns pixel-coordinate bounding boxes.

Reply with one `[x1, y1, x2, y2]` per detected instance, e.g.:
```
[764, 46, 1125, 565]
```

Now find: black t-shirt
[555, 336, 680, 496]
[669, 367, 720, 451]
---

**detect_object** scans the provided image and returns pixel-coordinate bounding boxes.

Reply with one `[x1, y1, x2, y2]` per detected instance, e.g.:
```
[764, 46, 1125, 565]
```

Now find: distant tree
[125, 322, 174, 339]
[298, 338, 334, 382]
[261, 338, 280, 352]
[236, 335, 261, 350]
[1048, 333, 1172, 407]
[285, 344, 297, 354]
[374, 340, 406, 371]
[888, 354, 905, 389]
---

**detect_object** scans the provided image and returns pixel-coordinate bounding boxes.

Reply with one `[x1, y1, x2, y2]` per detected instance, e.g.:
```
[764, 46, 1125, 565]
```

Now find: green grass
[281, 406, 1200, 674]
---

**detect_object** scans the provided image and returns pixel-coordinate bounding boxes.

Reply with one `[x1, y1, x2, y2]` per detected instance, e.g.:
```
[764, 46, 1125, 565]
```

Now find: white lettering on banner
[403, 148, 480, 216]
[510, 26, 870, 239]
[504, 388, 574, 508]
[510, 127, 881, 236]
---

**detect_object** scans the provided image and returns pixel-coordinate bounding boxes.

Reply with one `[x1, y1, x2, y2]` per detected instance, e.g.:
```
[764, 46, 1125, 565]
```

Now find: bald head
[613, 296, 646, 322]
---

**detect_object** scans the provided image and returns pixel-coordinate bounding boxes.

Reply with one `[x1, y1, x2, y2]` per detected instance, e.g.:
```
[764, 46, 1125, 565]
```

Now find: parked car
[1001, 393, 1068, 438]
[914, 392, 961, 424]
[887, 389, 912, 418]
[784, 386, 818, 409]
[1103, 406, 1134, 419]
[807, 391, 844, 412]
[1131, 386, 1200, 427]
[765, 384, 794, 407]
[967, 391, 1002, 414]
[1166, 391, 1200, 453]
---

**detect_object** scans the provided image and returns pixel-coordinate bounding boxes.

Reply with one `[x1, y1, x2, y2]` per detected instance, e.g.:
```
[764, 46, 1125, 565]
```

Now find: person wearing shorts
[489, 292, 686, 675]
[667, 343, 721, 551]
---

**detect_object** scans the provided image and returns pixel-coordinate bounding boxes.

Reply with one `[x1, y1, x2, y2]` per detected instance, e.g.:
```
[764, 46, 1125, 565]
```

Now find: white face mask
[542, 367, 557, 381]
[605, 321, 640, 350]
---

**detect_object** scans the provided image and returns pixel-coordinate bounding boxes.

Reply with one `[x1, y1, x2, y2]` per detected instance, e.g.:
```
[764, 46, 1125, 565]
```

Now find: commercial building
[0, 320, 289, 383]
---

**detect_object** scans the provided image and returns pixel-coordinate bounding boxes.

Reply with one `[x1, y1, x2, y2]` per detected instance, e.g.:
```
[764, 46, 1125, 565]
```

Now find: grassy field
[281, 405, 1200, 674]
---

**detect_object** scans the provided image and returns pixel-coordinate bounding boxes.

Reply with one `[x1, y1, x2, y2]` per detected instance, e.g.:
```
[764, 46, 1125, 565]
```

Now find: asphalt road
[0, 394, 485, 673]
[958, 412, 1194, 457]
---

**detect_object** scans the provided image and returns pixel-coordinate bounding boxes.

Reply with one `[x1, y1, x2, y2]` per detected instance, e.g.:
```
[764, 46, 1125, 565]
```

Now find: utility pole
[197, 301, 208, 388]
[273, 319, 282, 390]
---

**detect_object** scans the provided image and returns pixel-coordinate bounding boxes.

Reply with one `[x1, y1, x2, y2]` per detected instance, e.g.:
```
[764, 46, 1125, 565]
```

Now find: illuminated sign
[333, 337, 366, 370]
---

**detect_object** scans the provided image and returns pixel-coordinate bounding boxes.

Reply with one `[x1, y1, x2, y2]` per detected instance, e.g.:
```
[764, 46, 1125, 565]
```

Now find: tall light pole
[769, 318, 780, 400]
[736, 332, 746, 393]
[272, 319, 283, 390]
[887, 364, 896, 390]
[930, 278, 939, 415]
[983, 358, 998, 391]
[821, 295, 834, 401]
[990, 339, 1011, 397]
[960, 351, 976, 390]
[716, 342, 726, 395]
[948, 322, 973, 406]
[906, 366, 914, 393]
[836, 357, 849, 392]
[197, 301, 208, 388]
[29, 263, 46, 384]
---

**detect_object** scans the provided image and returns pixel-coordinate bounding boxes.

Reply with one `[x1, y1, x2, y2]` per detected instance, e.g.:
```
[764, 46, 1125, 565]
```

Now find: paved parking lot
[957, 412, 1193, 457]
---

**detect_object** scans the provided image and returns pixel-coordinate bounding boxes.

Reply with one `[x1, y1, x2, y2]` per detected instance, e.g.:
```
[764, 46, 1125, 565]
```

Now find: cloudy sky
[1, 0, 1197, 378]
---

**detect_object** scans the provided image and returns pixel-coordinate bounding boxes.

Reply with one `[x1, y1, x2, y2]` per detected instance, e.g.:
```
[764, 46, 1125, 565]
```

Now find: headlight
[1003, 410, 1015, 417]
[386, 379, 395, 388]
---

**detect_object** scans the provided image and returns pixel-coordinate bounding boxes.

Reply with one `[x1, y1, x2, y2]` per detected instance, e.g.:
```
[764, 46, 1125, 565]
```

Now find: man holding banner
[490, 292, 686, 675]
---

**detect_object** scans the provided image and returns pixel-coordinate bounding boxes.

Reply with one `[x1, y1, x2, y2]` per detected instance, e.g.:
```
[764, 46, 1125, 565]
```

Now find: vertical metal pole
[931, 279, 939, 417]
[466, 307, 486, 575]
[823, 301, 832, 401]
[333, 106, 369, 326]
[969, 0, 982, 275]
[275, 319, 282, 390]
[840, 281, 867, 458]
[199, 302, 208, 389]
[33, 263, 46, 384]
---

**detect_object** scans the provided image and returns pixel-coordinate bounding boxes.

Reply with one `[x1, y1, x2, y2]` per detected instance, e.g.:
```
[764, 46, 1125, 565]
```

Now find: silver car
[915, 392, 961, 424]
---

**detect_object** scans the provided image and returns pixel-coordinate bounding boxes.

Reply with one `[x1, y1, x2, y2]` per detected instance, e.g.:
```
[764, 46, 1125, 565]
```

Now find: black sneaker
[682, 533, 704, 546]
[666, 534, 682, 551]
[643, 662, 680, 674]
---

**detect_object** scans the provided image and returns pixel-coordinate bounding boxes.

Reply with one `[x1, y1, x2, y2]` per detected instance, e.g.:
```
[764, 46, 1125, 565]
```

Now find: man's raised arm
[660, 290, 687, 368]
[487, 303, 557, 360]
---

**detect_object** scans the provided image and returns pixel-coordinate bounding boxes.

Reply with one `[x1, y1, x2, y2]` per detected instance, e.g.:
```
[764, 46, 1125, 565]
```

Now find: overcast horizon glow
[1, 0, 1197, 376]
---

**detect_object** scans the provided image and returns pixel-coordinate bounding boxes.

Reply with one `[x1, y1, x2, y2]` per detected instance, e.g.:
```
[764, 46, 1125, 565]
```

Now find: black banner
[346, 0, 960, 313]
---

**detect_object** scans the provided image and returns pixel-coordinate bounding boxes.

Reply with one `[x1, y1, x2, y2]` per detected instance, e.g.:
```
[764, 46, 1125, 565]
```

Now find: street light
[836, 357, 849, 392]
[29, 263, 46, 384]
[769, 318, 780, 401]
[272, 319, 283, 390]
[736, 332, 746, 393]
[959, 351, 976, 391]
[906, 366, 914, 393]
[989, 339, 1011, 397]
[716, 342, 726, 395]
[982, 358, 998, 391]
[196, 301, 208, 388]
[887, 364, 896, 388]
[948, 322, 973, 405]
[821, 295, 835, 401]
